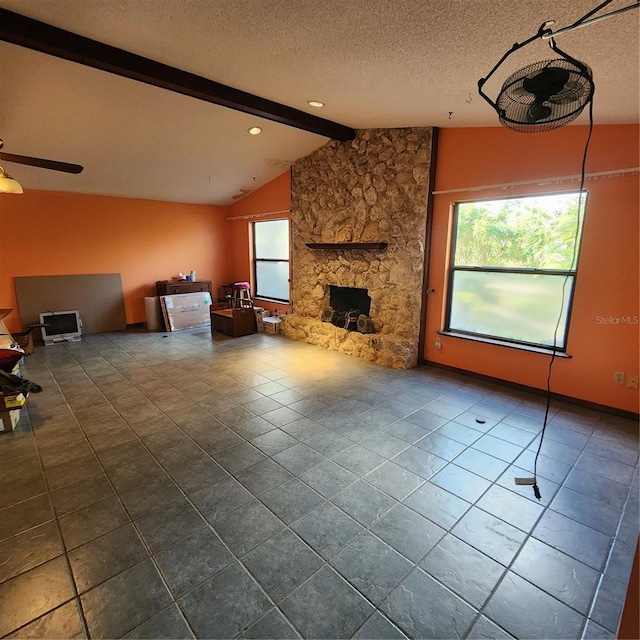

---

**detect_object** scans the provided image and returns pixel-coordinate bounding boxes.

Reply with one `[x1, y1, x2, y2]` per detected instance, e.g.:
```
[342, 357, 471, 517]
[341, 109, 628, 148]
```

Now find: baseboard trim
[422, 359, 639, 421]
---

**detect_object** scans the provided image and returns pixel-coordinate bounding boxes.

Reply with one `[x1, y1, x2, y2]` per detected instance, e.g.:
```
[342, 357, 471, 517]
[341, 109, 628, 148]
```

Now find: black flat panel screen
[42, 313, 79, 336]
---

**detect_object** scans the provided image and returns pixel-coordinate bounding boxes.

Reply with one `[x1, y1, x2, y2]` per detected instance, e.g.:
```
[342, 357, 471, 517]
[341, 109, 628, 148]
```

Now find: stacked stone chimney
[282, 127, 434, 369]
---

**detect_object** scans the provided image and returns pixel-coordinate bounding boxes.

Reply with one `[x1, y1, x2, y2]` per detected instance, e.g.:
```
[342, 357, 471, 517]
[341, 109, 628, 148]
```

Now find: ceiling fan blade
[0, 152, 83, 174]
[231, 188, 253, 199]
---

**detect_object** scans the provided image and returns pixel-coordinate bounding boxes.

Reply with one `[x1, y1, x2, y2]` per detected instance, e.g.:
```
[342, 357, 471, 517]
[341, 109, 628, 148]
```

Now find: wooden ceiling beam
[0, 8, 356, 142]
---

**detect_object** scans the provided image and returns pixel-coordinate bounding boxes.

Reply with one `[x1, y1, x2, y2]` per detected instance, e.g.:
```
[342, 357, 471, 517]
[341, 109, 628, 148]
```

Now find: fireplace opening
[324, 285, 374, 332]
[329, 286, 371, 316]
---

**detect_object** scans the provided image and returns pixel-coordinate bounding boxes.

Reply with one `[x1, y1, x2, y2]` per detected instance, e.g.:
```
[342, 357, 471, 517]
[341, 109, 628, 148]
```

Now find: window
[253, 219, 290, 302]
[445, 192, 586, 351]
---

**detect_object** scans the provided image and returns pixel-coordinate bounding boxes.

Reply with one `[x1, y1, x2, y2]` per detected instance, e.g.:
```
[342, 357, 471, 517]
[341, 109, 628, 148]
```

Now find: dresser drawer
[156, 280, 212, 296]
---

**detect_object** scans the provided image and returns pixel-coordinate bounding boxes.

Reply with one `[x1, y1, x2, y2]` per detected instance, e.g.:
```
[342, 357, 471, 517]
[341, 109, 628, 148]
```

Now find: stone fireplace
[281, 127, 435, 369]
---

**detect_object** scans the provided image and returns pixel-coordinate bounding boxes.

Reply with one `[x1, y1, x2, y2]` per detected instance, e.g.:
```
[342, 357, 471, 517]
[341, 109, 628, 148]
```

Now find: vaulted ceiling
[0, 0, 638, 205]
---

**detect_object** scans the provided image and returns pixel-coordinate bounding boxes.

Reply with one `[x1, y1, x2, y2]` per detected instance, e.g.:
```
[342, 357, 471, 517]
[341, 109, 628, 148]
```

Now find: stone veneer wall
[281, 127, 434, 368]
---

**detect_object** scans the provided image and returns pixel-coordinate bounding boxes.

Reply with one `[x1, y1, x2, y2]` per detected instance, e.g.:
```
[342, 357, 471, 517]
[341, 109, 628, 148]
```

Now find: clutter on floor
[0, 309, 42, 432]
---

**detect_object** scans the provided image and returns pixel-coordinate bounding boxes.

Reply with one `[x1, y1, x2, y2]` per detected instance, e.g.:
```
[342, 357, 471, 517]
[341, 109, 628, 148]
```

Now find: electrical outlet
[614, 371, 625, 385]
[628, 375, 639, 389]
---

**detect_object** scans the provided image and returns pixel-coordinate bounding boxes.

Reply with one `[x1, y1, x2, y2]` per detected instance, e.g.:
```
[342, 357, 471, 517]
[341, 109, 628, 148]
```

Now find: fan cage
[496, 58, 593, 133]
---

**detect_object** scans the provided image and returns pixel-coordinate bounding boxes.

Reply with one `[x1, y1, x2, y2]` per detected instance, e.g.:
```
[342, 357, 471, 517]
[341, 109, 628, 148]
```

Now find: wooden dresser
[156, 280, 212, 296]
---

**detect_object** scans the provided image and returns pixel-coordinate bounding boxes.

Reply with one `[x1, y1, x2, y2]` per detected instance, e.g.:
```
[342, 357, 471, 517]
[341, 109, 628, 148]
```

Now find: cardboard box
[253, 307, 265, 332]
[0, 309, 14, 348]
[0, 409, 21, 432]
[263, 317, 281, 334]
[160, 293, 212, 331]
[2, 392, 27, 409]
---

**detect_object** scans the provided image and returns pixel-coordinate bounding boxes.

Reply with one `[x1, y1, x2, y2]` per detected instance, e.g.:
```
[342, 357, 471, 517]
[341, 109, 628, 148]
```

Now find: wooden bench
[210, 307, 256, 338]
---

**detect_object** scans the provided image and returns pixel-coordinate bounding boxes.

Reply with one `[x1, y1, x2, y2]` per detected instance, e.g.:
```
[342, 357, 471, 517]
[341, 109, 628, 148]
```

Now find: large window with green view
[253, 219, 290, 302]
[445, 192, 587, 350]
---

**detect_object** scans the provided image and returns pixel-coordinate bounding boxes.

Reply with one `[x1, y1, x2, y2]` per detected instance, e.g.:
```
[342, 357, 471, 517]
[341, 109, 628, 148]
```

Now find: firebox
[329, 286, 371, 316]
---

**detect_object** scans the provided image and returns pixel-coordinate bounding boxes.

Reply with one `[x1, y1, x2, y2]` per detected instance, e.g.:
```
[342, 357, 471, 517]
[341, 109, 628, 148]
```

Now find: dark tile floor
[1, 329, 638, 639]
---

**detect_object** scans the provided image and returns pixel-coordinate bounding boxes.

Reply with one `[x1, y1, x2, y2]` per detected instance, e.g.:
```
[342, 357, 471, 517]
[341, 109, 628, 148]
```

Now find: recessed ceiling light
[307, 100, 325, 108]
[248, 126, 262, 135]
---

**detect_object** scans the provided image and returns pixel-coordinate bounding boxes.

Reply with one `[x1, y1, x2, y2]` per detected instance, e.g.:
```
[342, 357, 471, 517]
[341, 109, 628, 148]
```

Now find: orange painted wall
[3, 127, 636, 413]
[426, 125, 639, 413]
[226, 171, 293, 313]
[0, 190, 230, 332]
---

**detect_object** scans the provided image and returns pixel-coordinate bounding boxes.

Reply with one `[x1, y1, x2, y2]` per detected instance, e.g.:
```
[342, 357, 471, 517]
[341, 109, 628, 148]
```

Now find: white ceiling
[0, 0, 638, 205]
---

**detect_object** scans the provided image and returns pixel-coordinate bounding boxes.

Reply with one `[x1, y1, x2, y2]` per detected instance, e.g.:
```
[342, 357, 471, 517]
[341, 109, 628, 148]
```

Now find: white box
[0, 409, 21, 432]
[160, 293, 212, 331]
[263, 317, 281, 334]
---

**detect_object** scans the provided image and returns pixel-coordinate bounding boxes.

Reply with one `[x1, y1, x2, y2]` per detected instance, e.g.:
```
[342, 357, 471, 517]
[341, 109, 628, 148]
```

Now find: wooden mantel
[305, 242, 388, 250]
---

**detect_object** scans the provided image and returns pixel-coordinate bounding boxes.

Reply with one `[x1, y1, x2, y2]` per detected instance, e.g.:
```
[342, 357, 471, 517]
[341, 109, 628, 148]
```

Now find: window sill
[438, 331, 572, 358]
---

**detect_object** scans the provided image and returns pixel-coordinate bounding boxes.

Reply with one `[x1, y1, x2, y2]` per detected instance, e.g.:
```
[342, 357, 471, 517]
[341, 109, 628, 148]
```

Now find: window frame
[252, 218, 291, 303]
[444, 191, 586, 352]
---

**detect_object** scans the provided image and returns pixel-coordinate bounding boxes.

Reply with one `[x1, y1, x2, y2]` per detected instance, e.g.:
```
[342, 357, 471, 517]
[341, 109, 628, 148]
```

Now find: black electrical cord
[531, 97, 595, 501]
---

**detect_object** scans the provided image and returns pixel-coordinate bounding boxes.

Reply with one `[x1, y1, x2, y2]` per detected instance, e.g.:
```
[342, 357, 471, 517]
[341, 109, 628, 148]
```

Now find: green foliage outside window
[454, 193, 584, 270]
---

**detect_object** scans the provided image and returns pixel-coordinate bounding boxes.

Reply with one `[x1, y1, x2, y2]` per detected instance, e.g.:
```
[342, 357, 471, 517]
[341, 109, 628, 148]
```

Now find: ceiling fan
[0, 138, 84, 174]
[231, 188, 253, 200]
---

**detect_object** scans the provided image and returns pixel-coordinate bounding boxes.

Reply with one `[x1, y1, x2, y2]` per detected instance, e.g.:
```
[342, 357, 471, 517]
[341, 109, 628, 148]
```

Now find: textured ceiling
[0, 0, 638, 205]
